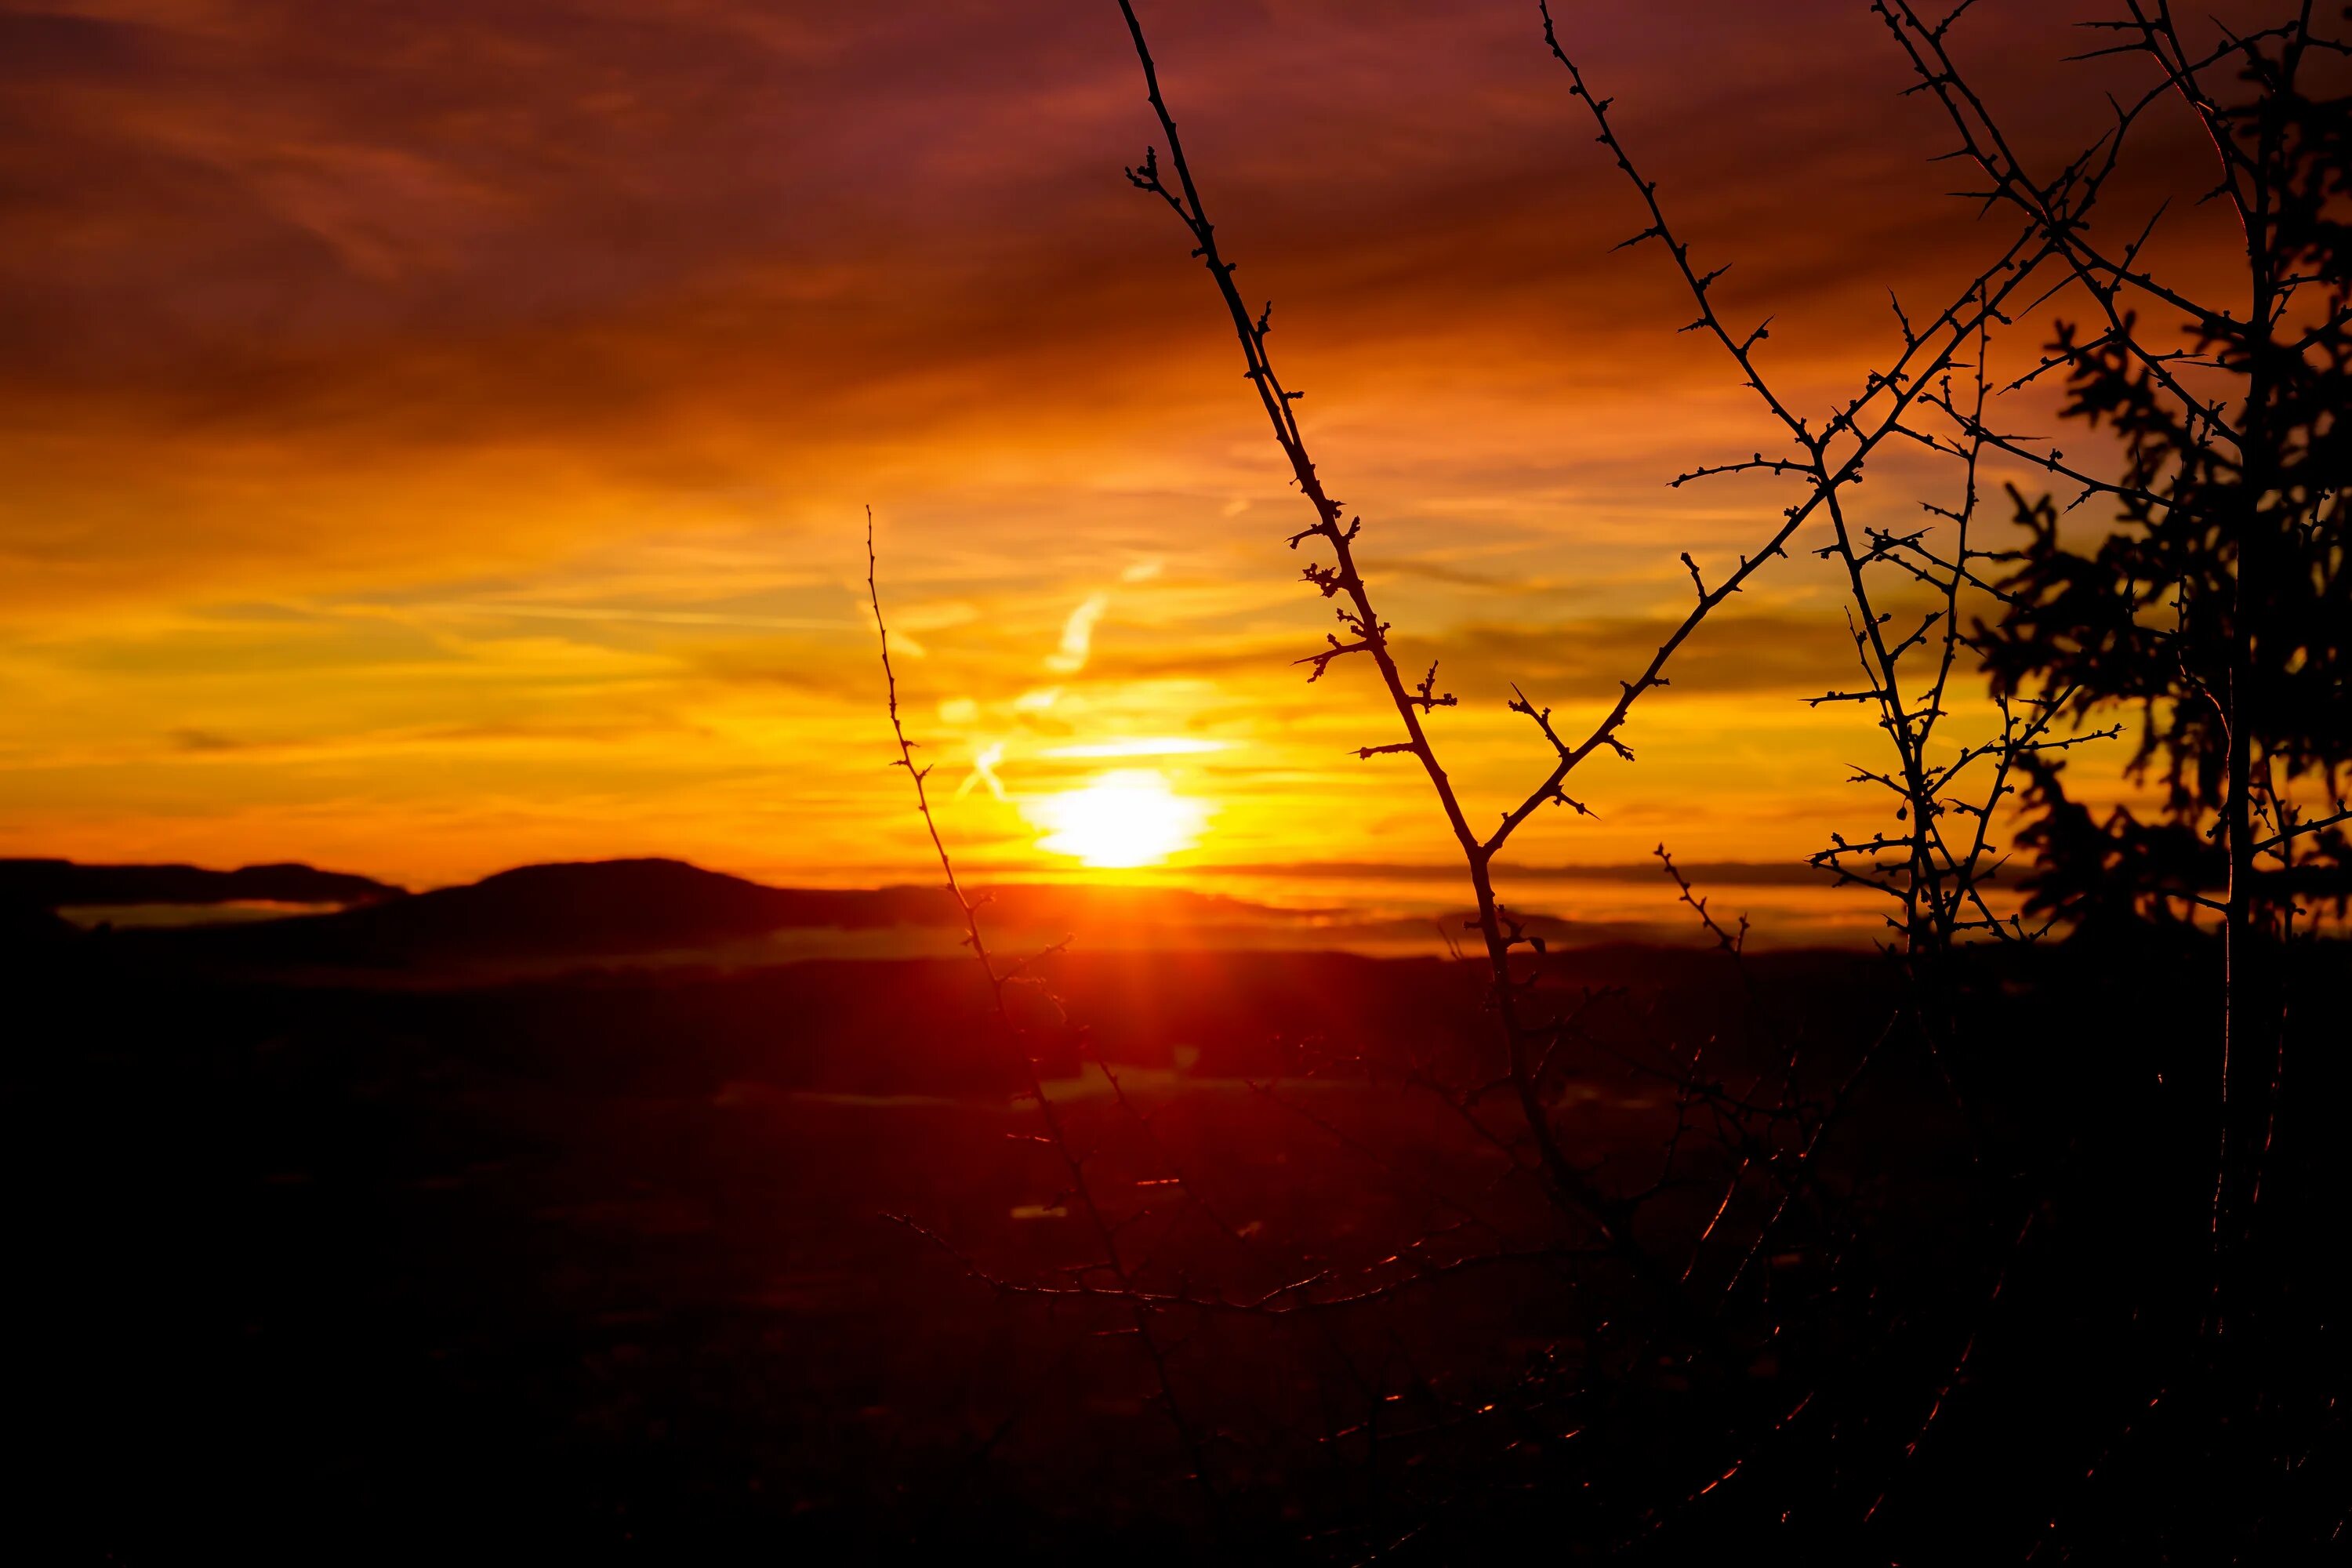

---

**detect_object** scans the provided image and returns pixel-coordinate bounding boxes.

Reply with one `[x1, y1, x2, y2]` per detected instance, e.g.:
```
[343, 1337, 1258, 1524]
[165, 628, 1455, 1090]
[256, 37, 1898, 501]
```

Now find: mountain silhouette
[1, 858, 402, 909]
[92, 858, 1357, 971]
[122, 858, 942, 969]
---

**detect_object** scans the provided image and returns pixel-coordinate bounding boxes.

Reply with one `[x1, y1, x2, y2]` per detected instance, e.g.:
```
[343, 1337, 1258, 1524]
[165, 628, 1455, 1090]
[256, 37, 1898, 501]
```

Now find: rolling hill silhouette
[1, 858, 401, 909]
[6, 855, 1835, 975]
[122, 859, 925, 968]
[100, 858, 1329, 971]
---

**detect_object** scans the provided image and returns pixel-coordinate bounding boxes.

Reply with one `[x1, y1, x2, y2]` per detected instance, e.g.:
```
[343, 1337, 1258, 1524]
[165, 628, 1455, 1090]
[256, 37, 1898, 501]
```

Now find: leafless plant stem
[866, 509, 1224, 1513]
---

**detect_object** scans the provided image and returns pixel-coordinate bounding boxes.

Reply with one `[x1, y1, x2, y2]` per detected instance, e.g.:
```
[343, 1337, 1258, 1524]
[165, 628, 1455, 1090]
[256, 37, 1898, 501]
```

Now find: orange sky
[0, 1, 2250, 897]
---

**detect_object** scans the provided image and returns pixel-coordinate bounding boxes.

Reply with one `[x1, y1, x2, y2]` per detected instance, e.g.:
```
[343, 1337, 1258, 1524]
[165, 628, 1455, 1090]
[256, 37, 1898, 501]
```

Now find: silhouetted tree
[1980, 66, 2351, 933]
[1881, 0, 2351, 1265]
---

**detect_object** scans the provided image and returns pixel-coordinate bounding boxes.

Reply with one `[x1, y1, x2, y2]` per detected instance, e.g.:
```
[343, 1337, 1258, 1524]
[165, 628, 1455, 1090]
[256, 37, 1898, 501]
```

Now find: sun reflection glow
[1029, 768, 1210, 868]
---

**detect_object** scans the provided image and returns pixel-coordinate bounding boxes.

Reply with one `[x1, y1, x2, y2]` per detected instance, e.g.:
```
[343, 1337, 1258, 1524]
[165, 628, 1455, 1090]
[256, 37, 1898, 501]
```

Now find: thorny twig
[866, 510, 1225, 1516]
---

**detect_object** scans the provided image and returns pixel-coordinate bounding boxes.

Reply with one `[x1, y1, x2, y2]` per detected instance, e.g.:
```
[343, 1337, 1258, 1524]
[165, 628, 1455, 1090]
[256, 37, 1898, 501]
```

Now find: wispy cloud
[953, 741, 1007, 802]
[1044, 594, 1109, 675]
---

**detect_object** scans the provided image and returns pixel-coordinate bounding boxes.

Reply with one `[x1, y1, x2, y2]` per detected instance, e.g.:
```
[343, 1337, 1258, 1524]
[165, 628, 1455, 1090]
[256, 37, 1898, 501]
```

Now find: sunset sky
[1, 0, 2237, 898]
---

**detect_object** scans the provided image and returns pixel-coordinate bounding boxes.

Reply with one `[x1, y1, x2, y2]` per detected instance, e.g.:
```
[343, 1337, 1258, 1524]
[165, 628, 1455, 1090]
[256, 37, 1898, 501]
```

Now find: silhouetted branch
[1115, 0, 1678, 1284]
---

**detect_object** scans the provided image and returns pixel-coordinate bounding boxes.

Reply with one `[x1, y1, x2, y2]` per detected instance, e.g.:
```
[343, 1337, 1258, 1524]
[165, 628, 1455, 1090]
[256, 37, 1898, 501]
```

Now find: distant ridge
[0, 858, 404, 909]
[10, 855, 1828, 971]
[84, 857, 1463, 971]
[130, 858, 912, 968]
[96, 858, 1305, 971]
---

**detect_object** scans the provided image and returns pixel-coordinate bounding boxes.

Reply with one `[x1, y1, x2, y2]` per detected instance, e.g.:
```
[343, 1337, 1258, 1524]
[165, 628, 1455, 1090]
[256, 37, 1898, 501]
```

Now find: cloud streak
[1044, 594, 1110, 674]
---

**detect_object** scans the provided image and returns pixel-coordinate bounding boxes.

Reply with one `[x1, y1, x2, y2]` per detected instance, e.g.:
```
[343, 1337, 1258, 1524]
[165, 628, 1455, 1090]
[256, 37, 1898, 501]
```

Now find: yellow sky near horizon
[0, 0, 2238, 901]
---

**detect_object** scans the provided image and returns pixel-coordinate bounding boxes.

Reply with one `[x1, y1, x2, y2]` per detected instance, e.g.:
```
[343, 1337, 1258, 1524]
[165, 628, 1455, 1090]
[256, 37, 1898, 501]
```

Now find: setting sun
[1028, 768, 1210, 868]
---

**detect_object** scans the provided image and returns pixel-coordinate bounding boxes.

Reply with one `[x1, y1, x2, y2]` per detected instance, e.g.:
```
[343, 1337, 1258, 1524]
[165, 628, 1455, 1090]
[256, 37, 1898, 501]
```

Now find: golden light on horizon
[1027, 768, 1210, 869]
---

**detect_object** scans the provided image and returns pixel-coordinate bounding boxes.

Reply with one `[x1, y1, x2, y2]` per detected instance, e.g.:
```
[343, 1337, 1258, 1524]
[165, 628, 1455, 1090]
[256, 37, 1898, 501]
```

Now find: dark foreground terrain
[4, 870, 2345, 1560]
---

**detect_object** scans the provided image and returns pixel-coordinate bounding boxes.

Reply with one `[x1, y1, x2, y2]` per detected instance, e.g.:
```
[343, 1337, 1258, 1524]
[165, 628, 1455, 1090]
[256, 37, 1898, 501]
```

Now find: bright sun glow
[1028, 768, 1210, 868]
